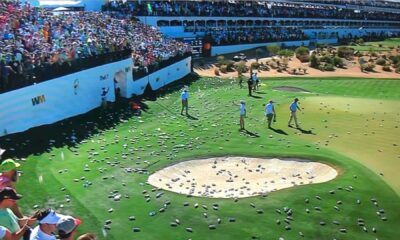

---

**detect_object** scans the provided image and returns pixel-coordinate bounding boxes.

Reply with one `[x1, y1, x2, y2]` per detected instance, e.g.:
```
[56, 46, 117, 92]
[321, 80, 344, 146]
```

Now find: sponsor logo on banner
[32, 95, 46, 106]
[100, 74, 109, 81]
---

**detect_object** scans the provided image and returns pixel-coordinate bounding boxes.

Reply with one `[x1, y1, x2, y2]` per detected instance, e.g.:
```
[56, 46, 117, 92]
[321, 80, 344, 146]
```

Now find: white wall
[211, 41, 310, 56]
[0, 57, 191, 136]
[126, 57, 192, 96]
[0, 58, 131, 136]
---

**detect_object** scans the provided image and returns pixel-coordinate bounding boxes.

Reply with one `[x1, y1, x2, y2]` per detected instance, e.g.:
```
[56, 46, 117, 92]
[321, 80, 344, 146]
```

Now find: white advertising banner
[0, 58, 133, 136]
[126, 56, 191, 96]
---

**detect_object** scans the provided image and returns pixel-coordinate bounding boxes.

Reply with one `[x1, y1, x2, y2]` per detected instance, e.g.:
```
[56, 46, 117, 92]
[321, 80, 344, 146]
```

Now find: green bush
[266, 45, 281, 55]
[389, 55, 400, 65]
[214, 68, 220, 76]
[226, 60, 236, 71]
[220, 65, 228, 73]
[376, 58, 386, 66]
[295, 46, 310, 56]
[320, 55, 334, 64]
[250, 62, 260, 70]
[216, 55, 225, 66]
[235, 61, 248, 75]
[364, 63, 376, 72]
[382, 66, 392, 72]
[395, 67, 400, 73]
[338, 46, 355, 59]
[323, 63, 335, 71]
[310, 53, 320, 68]
[277, 49, 294, 58]
[333, 56, 345, 68]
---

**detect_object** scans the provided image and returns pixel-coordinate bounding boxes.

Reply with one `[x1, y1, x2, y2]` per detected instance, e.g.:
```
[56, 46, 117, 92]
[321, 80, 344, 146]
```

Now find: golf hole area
[148, 157, 338, 198]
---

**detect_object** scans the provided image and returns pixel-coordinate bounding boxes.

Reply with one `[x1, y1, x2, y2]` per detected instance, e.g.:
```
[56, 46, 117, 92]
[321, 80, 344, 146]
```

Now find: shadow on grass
[249, 95, 263, 99]
[240, 129, 260, 138]
[269, 127, 288, 135]
[0, 73, 202, 159]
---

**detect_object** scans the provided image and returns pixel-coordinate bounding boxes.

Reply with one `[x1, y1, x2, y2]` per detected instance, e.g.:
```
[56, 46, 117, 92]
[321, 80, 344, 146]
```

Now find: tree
[267, 45, 281, 55]
[255, 48, 264, 62]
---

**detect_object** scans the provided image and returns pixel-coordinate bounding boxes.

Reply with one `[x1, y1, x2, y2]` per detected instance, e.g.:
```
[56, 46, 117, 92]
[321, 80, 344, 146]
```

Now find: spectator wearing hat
[288, 97, 301, 128]
[56, 216, 81, 240]
[77, 233, 97, 240]
[180, 86, 189, 116]
[0, 188, 35, 240]
[29, 209, 62, 240]
[265, 100, 276, 128]
[239, 100, 246, 130]
[0, 160, 23, 218]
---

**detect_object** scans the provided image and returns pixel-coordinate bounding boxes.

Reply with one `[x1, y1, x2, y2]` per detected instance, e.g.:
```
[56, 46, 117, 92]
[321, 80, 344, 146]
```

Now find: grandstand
[103, 0, 400, 55]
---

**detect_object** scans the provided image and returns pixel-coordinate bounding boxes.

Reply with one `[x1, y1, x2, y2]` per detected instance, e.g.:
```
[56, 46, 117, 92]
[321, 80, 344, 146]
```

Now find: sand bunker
[148, 157, 338, 198]
[272, 86, 310, 93]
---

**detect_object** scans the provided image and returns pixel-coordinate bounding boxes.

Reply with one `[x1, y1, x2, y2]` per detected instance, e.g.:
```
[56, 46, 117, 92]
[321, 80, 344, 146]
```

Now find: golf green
[14, 77, 400, 240]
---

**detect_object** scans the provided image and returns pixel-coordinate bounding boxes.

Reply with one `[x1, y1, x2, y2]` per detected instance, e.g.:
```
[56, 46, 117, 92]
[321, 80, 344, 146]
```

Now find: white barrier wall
[126, 57, 192, 96]
[0, 57, 191, 136]
[211, 41, 310, 56]
[0, 58, 131, 136]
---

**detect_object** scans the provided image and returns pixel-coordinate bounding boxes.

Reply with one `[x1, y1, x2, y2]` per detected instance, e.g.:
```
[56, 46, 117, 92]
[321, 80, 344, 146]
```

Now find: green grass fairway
[10, 77, 400, 239]
[339, 37, 400, 52]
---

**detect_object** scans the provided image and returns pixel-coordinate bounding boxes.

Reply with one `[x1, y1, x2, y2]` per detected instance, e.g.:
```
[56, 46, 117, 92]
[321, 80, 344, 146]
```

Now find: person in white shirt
[29, 209, 62, 240]
[239, 100, 246, 130]
[288, 97, 301, 128]
[180, 86, 189, 115]
[265, 100, 276, 128]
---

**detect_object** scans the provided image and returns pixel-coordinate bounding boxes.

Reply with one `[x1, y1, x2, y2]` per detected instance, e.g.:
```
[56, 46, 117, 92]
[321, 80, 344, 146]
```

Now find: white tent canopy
[38, 0, 84, 8]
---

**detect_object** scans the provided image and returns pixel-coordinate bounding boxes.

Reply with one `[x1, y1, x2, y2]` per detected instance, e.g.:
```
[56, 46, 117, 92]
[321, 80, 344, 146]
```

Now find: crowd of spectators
[296, 0, 400, 9]
[102, 0, 400, 21]
[205, 27, 308, 46]
[0, 0, 190, 93]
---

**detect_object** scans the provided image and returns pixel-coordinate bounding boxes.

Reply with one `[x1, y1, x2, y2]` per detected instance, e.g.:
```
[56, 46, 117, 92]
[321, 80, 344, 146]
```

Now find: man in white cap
[29, 209, 63, 240]
[239, 100, 246, 130]
[57, 215, 81, 240]
[265, 100, 276, 128]
[180, 86, 189, 116]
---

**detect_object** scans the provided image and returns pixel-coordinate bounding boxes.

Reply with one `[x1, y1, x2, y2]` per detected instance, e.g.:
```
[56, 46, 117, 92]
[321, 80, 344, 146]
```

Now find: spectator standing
[239, 100, 246, 130]
[57, 216, 81, 240]
[0, 160, 23, 218]
[265, 100, 276, 128]
[288, 97, 301, 128]
[29, 209, 62, 240]
[180, 86, 189, 115]
[0, 188, 34, 240]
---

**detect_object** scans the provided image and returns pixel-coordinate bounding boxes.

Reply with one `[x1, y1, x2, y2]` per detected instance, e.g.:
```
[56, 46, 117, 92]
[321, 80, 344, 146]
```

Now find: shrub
[216, 55, 225, 66]
[214, 68, 220, 76]
[382, 66, 392, 72]
[364, 63, 376, 72]
[220, 65, 228, 73]
[320, 55, 334, 64]
[290, 68, 297, 75]
[235, 61, 248, 75]
[255, 48, 264, 61]
[360, 64, 366, 72]
[355, 38, 364, 45]
[250, 62, 260, 70]
[333, 57, 345, 68]
[277, 49, 294, 58]
[295, 46, 310, 56]
[266, 45, 281, 55]
[338, 46, 355, 59]
[297, 54, 310, 63]
[376, 58, 386, 66]
[395, 67, 400, 73]
[323, 63, 335, 71]
[226, 60, 236, 71]
[310, 53, 320, 68]
[389, 55, 400, 65]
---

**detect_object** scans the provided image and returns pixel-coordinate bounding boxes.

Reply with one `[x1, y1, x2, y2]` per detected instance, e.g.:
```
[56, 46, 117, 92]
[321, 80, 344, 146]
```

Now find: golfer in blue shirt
[288, 98, 301, 128]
